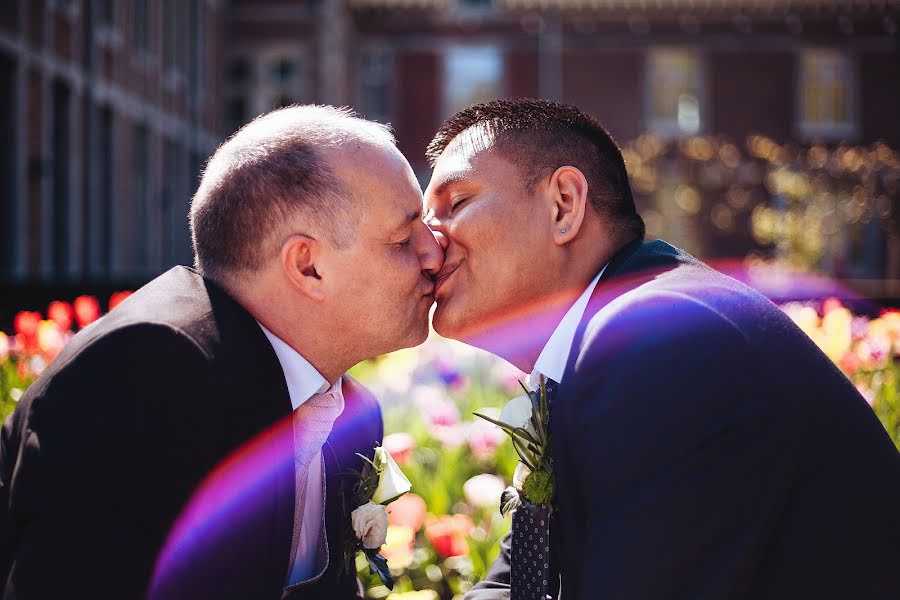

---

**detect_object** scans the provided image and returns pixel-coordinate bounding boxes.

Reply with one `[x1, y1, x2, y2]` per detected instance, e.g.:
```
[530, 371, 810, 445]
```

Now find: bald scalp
[190, 105, 395, 283]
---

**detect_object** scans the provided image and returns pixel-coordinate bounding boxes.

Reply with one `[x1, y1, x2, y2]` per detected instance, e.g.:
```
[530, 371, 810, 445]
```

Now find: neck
[459, 285, 583, 374]
[225, 279, 351, 384]
[459, 241, 622, 373]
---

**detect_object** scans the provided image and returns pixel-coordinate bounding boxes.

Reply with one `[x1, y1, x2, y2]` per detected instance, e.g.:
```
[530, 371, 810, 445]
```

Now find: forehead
[339, 143, 421, 205]
[426, 127, 523, 200]
[431, 124, 497, 179]
[334, 143, 424, 234]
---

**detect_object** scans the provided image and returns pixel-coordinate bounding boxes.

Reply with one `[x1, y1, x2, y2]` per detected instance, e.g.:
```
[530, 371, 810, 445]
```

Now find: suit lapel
[203, 278, 298, 591]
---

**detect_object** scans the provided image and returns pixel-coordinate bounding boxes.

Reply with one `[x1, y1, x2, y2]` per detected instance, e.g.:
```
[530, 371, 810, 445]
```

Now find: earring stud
[560, 228, 568, 234]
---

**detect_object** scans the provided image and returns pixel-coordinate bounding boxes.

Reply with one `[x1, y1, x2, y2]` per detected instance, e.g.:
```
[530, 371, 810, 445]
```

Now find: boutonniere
[343, 445, 412, 589]
[474, 374, 554, 515]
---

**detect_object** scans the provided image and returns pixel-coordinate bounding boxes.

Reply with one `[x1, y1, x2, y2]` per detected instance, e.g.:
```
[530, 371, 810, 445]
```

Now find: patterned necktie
[287, 386, 343, 584]
[511, 378, 558, 600]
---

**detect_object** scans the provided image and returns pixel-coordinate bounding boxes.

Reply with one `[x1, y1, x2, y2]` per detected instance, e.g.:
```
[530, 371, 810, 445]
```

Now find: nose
[431, 228, 449, 251]
[417, 223, 444, 277]
[424, 211, 450, 251]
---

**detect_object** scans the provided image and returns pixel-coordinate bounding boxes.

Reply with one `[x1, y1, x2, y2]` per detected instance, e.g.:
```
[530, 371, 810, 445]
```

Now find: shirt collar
[257, 322, 343, 411]
[529, 263, 608, 388]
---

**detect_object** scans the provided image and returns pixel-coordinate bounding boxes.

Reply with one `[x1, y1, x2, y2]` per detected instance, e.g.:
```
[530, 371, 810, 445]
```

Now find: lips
[434, 262, 460, 297]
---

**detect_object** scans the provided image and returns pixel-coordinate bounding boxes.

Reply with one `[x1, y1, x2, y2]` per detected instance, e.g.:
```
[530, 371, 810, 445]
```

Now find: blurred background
[1, 0, 899, 315]
[1, 2, 899, 598]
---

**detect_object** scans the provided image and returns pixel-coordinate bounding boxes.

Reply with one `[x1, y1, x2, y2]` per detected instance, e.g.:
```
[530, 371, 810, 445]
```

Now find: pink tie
[287, 388, 343, 583]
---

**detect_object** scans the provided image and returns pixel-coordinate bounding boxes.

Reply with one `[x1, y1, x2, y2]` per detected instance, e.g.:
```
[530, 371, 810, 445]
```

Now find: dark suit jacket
[467, 240, 900, 599]
[0, 266, 382, 599]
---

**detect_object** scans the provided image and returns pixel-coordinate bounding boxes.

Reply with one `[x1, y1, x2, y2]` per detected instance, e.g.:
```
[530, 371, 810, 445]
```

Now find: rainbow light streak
[150, 382, 381, 595]
[459, 259, 882, 361]
[150, 414, 294, 594]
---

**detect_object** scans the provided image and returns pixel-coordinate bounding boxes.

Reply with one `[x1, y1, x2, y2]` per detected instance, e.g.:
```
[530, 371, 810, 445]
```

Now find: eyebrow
[430, 173, 471, 199]
[391, 209, 424, 234]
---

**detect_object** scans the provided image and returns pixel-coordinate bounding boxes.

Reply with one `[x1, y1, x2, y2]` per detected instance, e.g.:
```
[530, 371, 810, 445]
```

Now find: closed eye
[450, 196, 471, 215]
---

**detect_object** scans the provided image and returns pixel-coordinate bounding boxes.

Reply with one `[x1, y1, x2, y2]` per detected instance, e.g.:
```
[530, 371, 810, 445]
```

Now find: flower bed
[1, 296, 897, 600]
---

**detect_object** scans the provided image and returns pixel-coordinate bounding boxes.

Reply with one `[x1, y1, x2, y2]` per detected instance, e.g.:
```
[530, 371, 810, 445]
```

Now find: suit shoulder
[577, 282, 754, 374]
[52, 320, 210, 373]
[17, 322, 211, 418]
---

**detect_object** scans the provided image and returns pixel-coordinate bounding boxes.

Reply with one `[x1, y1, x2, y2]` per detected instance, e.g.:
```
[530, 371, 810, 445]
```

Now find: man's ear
[281, 234, 326, 301]
[548, 166, 588, 246]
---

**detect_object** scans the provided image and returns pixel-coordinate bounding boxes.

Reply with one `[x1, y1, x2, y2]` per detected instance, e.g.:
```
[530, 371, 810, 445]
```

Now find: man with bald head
[0, 106, 442, 599]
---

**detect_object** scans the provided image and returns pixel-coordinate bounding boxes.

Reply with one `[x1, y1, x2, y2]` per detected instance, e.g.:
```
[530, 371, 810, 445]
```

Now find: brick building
[225, 0, 899, 294]
[1, 0, 898, 311]
[0, 0, 224, 292]
[225, 0, 900, 175]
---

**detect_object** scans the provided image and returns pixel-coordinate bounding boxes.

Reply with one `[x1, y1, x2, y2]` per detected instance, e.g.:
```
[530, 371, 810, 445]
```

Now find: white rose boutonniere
[343, 444, 412, 589]
[351, 501, 389, 549]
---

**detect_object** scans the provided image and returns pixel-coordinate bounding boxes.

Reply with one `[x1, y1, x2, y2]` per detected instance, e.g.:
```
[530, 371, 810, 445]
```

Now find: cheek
[372, 250, 421, 295]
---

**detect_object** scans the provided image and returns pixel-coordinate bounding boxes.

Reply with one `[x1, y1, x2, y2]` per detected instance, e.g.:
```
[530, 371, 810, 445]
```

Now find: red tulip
[73, 296, 101, 328]
[14, 311, 41, 339]
[108, 291, 133, 311]
[47, 301, 74, 332]
[425, 514, 473, 558]
[14, 311, 42, 353]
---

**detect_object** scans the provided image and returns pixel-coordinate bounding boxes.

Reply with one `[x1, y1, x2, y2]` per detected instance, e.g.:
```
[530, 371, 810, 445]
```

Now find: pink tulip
[383, 432, 415, 466]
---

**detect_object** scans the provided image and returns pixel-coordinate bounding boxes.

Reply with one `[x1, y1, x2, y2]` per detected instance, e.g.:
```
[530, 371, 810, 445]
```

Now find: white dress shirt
[527, 264, 608, 390]
[257, 323, 345, 584]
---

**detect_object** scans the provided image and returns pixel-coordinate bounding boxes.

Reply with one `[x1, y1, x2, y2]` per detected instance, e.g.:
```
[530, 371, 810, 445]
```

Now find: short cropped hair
[426, 99, 645, 241]
[190, 105, 395, 282]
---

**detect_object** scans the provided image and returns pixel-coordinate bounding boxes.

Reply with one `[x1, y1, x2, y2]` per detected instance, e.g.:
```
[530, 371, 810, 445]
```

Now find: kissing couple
[2, 100, 899, 600]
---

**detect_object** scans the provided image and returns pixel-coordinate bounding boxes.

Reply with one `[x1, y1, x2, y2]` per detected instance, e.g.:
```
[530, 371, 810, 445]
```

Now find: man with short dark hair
[0, 105, 442, 599]
[423, 99, 900, 599]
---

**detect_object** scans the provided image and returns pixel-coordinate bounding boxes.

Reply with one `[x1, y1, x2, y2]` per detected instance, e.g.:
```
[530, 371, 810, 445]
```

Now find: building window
[443, 46, 502, 118]
[358, 47, 392, 122]
[226, 96, 247, 133]
[456, 0, 495, 11]
[133, 124, 149, 273]
[798, 49, 856, 140]
[133, 0, 150, 53]
[97, 0, 115, 27]
[646, 48, 703, 137]
[271, 58, 295, 85]
[227, 58, 250, 85]
[0, 54, 16, 278]
[163, 0, 178, 71]
[97, 107, 114, 278]
[51, 79, 71, 278]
